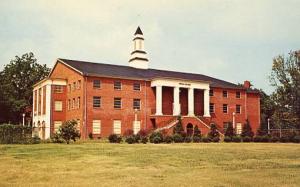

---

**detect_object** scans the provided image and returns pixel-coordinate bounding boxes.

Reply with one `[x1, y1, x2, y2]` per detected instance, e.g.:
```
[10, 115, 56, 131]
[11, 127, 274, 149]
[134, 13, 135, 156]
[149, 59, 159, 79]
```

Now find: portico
[151, 79, 210, 117]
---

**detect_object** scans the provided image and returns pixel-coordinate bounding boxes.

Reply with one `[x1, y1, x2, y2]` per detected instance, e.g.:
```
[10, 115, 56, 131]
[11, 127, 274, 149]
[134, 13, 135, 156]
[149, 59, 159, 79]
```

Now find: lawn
[0, 142, 299, 187]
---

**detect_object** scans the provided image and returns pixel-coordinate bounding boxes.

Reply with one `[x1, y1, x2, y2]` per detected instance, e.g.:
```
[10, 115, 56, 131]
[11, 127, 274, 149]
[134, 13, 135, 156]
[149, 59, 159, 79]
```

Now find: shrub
[51, 132, 64, 143]
[173, 116, 184, 134]
[212, 137, 220, 142]
[224, 136, 232, 142]
[108, 134, 122, 143]
[270, 136, 279, 142]
[31, 135, 41, 144]
[124, 129, 134, 137]
[149, 131, 163, 143]
[261, 135, 270, 142]
[193, 126, 201, 137]
[125, 136, 135, 144]
[133, 134, 141, 143]
[141, 137, 148, 144]
[241, 120, 254, 138]
[59, 120, 80, 144]
[164, 135, 173, 144]
[193, 136, 201, 143]
[153, 136, 162, 144]
[208, 124, 220, 140]
[232, 136, 241, 143]
[280, 136, 289, 143]
[0, 124, 32, 144]
[202, 136, 211, 143]
[253, 136, 262, 142]
[224, 122, 235, 138]
[185, 136, 192, 143]
[173, 133, 184, 143]
[88, 133, 93, 140]
[137, 129, 148, 137]
[242, 136, 252, 142]
[293, 135, 300, 143]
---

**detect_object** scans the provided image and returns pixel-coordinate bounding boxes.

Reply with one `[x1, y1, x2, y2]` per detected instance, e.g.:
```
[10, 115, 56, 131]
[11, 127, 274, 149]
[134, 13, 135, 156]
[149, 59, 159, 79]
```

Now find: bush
[59, 120, 80, 144]
[241, 120, 254, 138]
[125, 136, 135, 144]
[293, 135, 300, 143]
[51, 132, 64, 143]
[261, 135, 270, 142]
[280, 136, 289, 143]
[185, 136, 192, 143]
[31, 135, 41, 144]
[0, 124, 32, 144]
[242, 136, 252, 142]
[193, 136, 201, 143]
[153, 136, 162, 144]
[232, 136, 241, 143]
[202, 136, 211, 143]
[270, 136, 279, 142]
[224, 136, 232, 142]
[133, 134, 141, 143]
[193, 126, 201, 137]
[149, 131, 163, 143]
[137, 129, 148, 137]
[173, 133, 184, 143]
[212, 137, 220, 142]
[141, 137, 148, 144]
[253, 136, 262, 142]
[108, 134, 122, 143]
[208, 124, 220, 140]
[224, 122, 235, 137]
[88, 133, 93, 140]
[164, 135, 173, 144]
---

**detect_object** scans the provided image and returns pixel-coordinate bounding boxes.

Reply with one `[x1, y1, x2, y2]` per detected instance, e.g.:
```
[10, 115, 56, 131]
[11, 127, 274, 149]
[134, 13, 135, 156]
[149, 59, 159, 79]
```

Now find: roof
[134, 26, 143, 35]
[57, 58, 253, 90]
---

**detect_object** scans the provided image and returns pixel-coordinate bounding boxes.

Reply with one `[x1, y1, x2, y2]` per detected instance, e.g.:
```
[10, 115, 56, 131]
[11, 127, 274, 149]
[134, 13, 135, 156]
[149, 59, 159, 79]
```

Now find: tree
[0, 52, 50, 123]
[173, 116, 184, 134]
[59, 120, 80, 144]
[270, 50, 300, 129]
[241, 119, 254, 138]
[208, 124, 220, 140]
[224, 122, 235, 137]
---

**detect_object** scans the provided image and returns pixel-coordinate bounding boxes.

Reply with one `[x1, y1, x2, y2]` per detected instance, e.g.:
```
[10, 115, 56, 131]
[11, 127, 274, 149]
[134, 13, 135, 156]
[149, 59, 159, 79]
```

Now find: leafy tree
[0, 52, 50, 123]
[270, 50, 300, 129]
[173, 116, 184, 134]
[241, 119, 254, 138]
[208, 124, 220, 140]
[224, 122, 235, 137]
[259, 89, 275, 132]
[59, 120, 80, 144]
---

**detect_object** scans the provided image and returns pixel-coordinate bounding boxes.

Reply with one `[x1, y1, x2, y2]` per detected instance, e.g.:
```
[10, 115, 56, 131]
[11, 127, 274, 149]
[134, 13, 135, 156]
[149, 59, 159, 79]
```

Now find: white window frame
[133, 99, 141, 110]
[113, 120, 121, 134]
[209, 103, 215, 113]
[223, 104, 228, 113]
[114, 98, 122, 109]
[54, 121, 62, 132]
[133, 121, 141, 134]
[92, 120, 101, 134]
[54, 101, 63, 111]
[236, 123, 242, 135]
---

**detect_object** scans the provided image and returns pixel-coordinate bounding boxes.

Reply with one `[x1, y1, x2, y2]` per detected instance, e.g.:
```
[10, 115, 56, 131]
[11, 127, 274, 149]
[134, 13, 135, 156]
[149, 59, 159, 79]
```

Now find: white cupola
[129, 26, 149, 69]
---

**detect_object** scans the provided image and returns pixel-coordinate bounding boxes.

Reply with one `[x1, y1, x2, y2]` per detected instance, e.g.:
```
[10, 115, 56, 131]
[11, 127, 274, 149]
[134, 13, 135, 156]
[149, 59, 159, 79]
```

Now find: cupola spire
[129, 26, 149, 69]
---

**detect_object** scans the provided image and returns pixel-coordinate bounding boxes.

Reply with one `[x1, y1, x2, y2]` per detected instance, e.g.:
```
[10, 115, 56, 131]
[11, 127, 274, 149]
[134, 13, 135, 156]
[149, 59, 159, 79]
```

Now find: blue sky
[1, 0, 299, 94]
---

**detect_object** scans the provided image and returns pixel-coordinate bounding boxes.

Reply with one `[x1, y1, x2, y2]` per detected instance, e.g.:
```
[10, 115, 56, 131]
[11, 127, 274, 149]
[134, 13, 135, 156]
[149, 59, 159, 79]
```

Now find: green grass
[0, 142, 299, 187]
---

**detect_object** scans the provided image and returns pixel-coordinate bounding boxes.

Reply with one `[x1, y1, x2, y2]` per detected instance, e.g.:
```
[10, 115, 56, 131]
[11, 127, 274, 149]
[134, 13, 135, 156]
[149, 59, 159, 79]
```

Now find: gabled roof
[58, 58, 248, 90]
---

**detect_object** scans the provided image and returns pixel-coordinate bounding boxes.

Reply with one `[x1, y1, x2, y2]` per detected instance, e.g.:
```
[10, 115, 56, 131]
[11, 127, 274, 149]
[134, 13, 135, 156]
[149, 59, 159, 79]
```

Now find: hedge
[0, 124, 33, 144]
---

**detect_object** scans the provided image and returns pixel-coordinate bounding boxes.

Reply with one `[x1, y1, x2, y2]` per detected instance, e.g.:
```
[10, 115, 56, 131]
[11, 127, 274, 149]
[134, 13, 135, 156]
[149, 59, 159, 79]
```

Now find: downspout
[84, 76, 87, 139]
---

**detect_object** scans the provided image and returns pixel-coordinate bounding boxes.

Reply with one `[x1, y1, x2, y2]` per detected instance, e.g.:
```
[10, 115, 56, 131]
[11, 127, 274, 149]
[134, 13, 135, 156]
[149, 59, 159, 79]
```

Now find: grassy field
[0, 142, 299, 187]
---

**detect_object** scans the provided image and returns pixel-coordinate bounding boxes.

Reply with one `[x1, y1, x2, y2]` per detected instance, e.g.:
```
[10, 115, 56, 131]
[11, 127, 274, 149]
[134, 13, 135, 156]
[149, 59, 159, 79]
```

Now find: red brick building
[32, 27, 260, 139]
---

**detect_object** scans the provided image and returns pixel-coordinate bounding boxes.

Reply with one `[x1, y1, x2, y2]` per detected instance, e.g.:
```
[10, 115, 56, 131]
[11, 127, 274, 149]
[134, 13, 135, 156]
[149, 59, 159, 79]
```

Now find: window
[77, 80, 81, 89]
[93, 96, 101, 108]
[236, 91, 241, 98]
[77, 97, 80, 109]
[93, 80, 101, 89]
[223, 90, 228, 98]
[223, 122, 230, 132]
[113, 120, 121, 134]
[92, 120, 101, 134]
[72, 98, 75, 109]
[114, 81, 122, 90]
[114, 98, 122, 109]
[54, 101, 62, 111]
[209, 103, 215, 113]
[223, 104, 228, 113]
[73, 82, 76, 91]
[236, 123, 242, 135]
[209, 89, 214, 96]
[133, 83, 141, 91]
[54, 121, 62, 132]
[133, 99, 141, 110]
[68, 99, 71, 110]
[236, 104, 241, 114]
[54, 85, 63, 93]
[76, 119, 80, 131]
[133, 121, 141, 134]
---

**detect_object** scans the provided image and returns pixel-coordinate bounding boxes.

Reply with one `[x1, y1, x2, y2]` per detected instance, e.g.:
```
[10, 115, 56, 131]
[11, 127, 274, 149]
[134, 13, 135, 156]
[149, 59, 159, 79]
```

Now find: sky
[0, 0, 299, 94]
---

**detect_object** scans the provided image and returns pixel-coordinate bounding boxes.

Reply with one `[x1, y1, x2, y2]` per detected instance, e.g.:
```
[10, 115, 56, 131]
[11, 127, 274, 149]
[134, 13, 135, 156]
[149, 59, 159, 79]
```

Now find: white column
[155, 86, 163, 115]
[204, 89, 210, 117]
[173, 86, 180, 115]
[188, 88, 194, 116]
